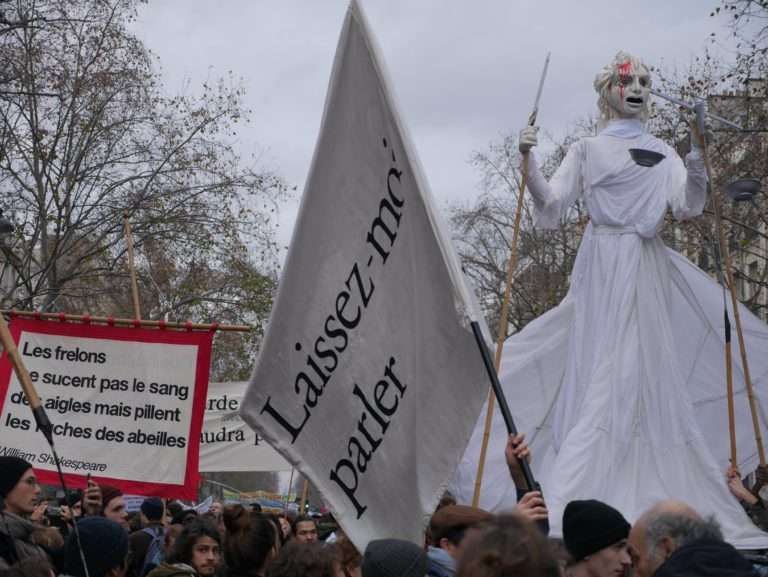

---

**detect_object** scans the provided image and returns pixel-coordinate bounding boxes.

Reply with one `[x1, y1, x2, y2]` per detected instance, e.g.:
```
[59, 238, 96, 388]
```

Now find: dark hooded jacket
[654, 539, 757, 577]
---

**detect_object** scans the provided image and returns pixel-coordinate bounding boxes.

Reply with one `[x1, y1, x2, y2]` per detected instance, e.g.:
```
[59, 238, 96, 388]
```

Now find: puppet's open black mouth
[627, 97, 643, 104]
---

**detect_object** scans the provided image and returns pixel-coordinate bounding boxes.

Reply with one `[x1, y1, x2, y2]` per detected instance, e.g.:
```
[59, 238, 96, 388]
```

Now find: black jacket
[654, 539, 757, 577]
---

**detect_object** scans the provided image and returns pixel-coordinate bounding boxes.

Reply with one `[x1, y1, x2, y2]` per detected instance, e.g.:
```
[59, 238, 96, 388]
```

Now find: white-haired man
[628, 500, 756, 577]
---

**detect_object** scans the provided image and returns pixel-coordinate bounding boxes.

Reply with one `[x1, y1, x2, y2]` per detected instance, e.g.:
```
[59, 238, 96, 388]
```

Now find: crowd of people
[1, 433, 768, 577]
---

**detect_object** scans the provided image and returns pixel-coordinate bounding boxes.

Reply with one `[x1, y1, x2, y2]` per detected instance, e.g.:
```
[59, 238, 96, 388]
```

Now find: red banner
[0, 318, 213, 499]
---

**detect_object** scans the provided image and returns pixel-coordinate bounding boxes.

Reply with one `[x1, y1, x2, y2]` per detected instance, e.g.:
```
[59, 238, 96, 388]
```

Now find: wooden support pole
[725, 312, 737, 466]
[299, 479, 310, 513]
[123, 214, 142, 320]
[1, 310, 251, 332]
[697, 123, 766, 467]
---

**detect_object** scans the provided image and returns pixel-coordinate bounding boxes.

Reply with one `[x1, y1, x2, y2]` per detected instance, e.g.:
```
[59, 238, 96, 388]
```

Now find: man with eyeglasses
[0, 456, 52, 569]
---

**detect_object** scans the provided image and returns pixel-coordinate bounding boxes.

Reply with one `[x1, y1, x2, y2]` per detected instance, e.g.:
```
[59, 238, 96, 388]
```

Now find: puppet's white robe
[452, 119, 768, 548]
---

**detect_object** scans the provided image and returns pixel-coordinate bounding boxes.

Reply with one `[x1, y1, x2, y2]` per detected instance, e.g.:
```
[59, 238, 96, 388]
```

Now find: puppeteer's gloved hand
[518, 126, 539, 154]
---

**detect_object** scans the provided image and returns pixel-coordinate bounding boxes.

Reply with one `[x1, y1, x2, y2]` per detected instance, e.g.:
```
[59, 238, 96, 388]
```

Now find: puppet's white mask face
[606, 61, 650, 119]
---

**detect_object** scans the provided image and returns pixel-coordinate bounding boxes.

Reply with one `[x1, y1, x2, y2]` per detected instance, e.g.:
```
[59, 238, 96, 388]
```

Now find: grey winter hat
[362, 539, 426, 577]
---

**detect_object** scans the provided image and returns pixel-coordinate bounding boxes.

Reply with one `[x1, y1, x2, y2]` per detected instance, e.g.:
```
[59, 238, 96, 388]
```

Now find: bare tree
[0, 0, 288, 378]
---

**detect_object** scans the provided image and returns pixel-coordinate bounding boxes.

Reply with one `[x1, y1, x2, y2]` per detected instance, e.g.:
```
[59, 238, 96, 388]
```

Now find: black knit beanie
[65, 517, 129, 577]
[0, 457, 33, 497]
[563, 499, 631, 561]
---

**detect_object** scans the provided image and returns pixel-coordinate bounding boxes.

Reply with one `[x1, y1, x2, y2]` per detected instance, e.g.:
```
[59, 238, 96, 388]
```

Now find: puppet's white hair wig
[593, 51, 652, 125]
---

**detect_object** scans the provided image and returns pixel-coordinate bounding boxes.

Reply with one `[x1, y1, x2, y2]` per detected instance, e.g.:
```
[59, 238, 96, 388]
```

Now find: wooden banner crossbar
[1, 310, 251, 333]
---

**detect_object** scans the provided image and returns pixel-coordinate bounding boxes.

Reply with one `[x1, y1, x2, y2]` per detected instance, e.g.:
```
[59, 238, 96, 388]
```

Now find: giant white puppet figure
[452, 52, 768, 548]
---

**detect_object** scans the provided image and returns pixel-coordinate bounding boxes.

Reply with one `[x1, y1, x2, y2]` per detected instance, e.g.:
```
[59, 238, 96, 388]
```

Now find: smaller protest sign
[200, 382, 291, 472]
[0, 318, 213, 498]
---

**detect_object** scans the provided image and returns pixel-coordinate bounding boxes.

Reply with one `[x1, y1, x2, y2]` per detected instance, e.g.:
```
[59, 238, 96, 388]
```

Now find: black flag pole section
[470, 321, 550, 534]
[0, 313, 91, 577]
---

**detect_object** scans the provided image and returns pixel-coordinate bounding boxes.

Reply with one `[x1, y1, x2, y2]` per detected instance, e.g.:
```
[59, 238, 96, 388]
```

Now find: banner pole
[123, 214, 142, 320]
[471, 53, 550, 507]
[1, 310, 251, 332]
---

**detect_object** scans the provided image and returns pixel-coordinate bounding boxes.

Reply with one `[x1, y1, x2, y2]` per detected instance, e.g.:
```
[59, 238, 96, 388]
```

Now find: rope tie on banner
[82, 315, 91, 325]
[209, 322, 219, 333]
[185, 321, 193, 332]
[107, 316, 115, 327]
[58, 313, 66, 323]
[158, 320, 167, 330]
[132, 319, 141, 329]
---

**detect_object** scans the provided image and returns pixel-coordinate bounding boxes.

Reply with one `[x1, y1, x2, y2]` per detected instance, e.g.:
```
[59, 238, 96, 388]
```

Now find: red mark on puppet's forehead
[618, 61, 632, 77]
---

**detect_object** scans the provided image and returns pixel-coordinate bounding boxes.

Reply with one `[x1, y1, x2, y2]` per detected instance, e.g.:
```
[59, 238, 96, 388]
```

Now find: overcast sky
[132, 0, 738, 255]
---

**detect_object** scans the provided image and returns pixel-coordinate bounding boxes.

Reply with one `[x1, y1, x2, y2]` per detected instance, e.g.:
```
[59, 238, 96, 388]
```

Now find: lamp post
[0, 209, 16, 304]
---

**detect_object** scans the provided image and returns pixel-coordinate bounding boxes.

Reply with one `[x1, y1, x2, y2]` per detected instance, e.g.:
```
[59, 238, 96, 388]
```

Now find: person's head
[222, 504, 251, 536]
[140, 497, 165, 525]
[628, 501, 720, 577]
[267, 540, 337, 577]
[292, 515, 318, 543]
[0, 457, 40, 516]
[563, 499, 631, 577]
[224, 513, 278, 577]
[60, 490, 83, 520]
[209, 501, 223, 517]
[334, 531, 362, 577]
[594, 51, 651, 124]
[167, 501, 184, 522]
[277, 512, 292, 540]
[456, 514, 560, 577]
[361, 539, 426, 577]
[100, 485, 129, 531]
[172, 508, 198, 526]
[168, 517, 222, 577]
[64, 517, 129, 577]
[429, 505, 493, 560]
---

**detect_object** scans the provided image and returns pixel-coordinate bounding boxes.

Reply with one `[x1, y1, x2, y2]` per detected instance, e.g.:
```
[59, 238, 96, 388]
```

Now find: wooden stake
[471, 154, 530, 506]
[725, 316, 737, 466]
[697, 125, 766, 467]
[123, 214, 142, 320]
[285, 467, 295, 507]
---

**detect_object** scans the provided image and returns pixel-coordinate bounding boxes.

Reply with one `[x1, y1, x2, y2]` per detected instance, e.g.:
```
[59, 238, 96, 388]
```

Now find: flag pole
[692, 103, 766, 472]
[470, 321, 548, 534]
[472, 52, 550, 507]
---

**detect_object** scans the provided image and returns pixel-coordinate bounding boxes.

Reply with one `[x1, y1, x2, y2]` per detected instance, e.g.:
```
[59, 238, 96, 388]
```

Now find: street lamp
[724, 178, 761, 203]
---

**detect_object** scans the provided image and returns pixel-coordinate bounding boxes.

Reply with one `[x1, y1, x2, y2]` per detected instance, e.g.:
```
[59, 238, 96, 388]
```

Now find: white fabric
[452, 121, 768, 548]
[200, 382, 291, 473]
[240, 0, 488, 552]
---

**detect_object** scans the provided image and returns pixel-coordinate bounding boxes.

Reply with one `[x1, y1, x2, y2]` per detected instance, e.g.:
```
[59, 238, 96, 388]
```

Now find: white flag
[240, 0, 489, 549]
